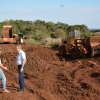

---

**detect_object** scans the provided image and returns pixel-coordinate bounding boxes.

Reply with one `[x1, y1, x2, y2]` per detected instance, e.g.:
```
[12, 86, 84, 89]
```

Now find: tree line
[0, 19, 93, 41]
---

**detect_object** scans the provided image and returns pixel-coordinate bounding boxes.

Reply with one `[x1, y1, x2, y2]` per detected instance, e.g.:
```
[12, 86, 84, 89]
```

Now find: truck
[58, 30, 100, 58]
[0, 25, 24, 44]
[1, 25, 13, 43]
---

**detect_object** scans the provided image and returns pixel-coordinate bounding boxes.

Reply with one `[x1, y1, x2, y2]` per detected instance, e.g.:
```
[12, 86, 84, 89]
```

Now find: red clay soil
[0, 43, 100, 100]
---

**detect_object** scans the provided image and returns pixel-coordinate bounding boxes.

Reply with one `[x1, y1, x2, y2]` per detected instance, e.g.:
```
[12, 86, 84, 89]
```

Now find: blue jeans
[18, 65, 26, 90]
[0, 68, 6, 90]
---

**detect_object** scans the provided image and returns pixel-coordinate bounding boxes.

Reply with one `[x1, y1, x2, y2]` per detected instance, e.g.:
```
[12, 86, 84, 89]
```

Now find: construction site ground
[0, 43, 100, 100]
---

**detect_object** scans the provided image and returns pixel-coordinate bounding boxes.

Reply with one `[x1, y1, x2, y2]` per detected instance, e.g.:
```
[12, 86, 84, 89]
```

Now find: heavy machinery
[1, 25, 13, 43]
[58, 30, 100, 59]
[17, 33, 24, 44]
[13, 33, 25, 44]
[0, 25, 24, 44]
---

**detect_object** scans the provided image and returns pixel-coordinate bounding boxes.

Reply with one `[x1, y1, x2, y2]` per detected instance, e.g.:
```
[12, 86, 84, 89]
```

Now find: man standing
[0, 48, 10, 93]
[16, 45, 26, 92]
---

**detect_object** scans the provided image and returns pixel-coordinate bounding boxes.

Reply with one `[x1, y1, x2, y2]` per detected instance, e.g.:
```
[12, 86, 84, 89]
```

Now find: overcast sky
[0, 0, 100, 29]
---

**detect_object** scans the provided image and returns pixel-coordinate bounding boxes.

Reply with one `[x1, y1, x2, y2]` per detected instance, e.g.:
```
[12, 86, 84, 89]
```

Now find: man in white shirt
[16, 45, 26, 92]
[0, 48, 10, 93]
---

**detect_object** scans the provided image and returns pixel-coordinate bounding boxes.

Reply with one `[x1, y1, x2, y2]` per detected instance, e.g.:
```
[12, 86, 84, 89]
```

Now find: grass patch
[25, 39, 41, 45]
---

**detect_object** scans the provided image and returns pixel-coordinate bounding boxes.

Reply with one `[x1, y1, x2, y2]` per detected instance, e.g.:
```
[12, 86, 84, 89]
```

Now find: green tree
[81, 31, 93, 38]
[51, 29, 66, 38]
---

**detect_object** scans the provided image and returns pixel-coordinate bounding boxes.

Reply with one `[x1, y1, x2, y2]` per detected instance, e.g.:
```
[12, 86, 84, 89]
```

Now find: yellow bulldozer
[58, 30, 100, 59]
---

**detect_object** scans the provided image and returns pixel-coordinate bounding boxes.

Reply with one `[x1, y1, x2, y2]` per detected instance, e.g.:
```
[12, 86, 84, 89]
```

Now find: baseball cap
[0, 48, 2, 51]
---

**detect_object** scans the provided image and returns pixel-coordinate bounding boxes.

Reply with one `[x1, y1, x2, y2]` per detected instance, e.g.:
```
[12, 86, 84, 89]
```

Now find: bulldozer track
[57, 73, 87, 97]
[56, 82, 83, 100]
[80, 82, 100, 95]
[58, 82, 87, 96]
[56, 72, 100, 100]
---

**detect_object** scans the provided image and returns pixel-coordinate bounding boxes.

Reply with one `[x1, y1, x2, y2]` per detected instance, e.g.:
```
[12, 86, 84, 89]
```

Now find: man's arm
[0, 64, 8, 70]
[20, 59, 26, 72]
[20, 51, 26, 72]
[22, 59, 26, 68]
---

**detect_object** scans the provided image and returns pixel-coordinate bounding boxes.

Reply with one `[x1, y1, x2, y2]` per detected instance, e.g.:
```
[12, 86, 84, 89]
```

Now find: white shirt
[0, 58, 1, 64]
[16, 50, 26, 65]
[0, 58, 1, 69]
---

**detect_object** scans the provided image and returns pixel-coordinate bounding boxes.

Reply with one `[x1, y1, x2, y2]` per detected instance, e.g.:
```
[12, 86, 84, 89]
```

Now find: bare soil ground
[0, 43, 100, 100]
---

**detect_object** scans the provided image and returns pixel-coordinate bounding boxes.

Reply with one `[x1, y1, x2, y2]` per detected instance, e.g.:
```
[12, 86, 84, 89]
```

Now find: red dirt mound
[0, 43, 100, 100]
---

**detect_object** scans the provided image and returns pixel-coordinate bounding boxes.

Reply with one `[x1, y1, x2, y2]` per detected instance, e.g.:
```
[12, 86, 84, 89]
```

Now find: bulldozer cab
[18, 33, 23, 39]
[68, 30, 80, 39]
[61, 30, 81, 45]
[17, 33, 24, 43]
[67, 30, 81, 44]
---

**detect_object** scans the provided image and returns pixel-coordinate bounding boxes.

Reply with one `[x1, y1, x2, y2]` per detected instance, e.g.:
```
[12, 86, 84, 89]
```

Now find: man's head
[16, 45, 22, 52]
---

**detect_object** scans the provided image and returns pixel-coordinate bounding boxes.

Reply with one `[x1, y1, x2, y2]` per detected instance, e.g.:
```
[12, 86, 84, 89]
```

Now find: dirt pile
[0, 44, 100, 100]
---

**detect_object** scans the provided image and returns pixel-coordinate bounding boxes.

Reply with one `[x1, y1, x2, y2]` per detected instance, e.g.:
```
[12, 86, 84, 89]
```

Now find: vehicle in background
[0, 25, 25, 44]
[58, 30, 100, 58]
[1, 25, 13, 43]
